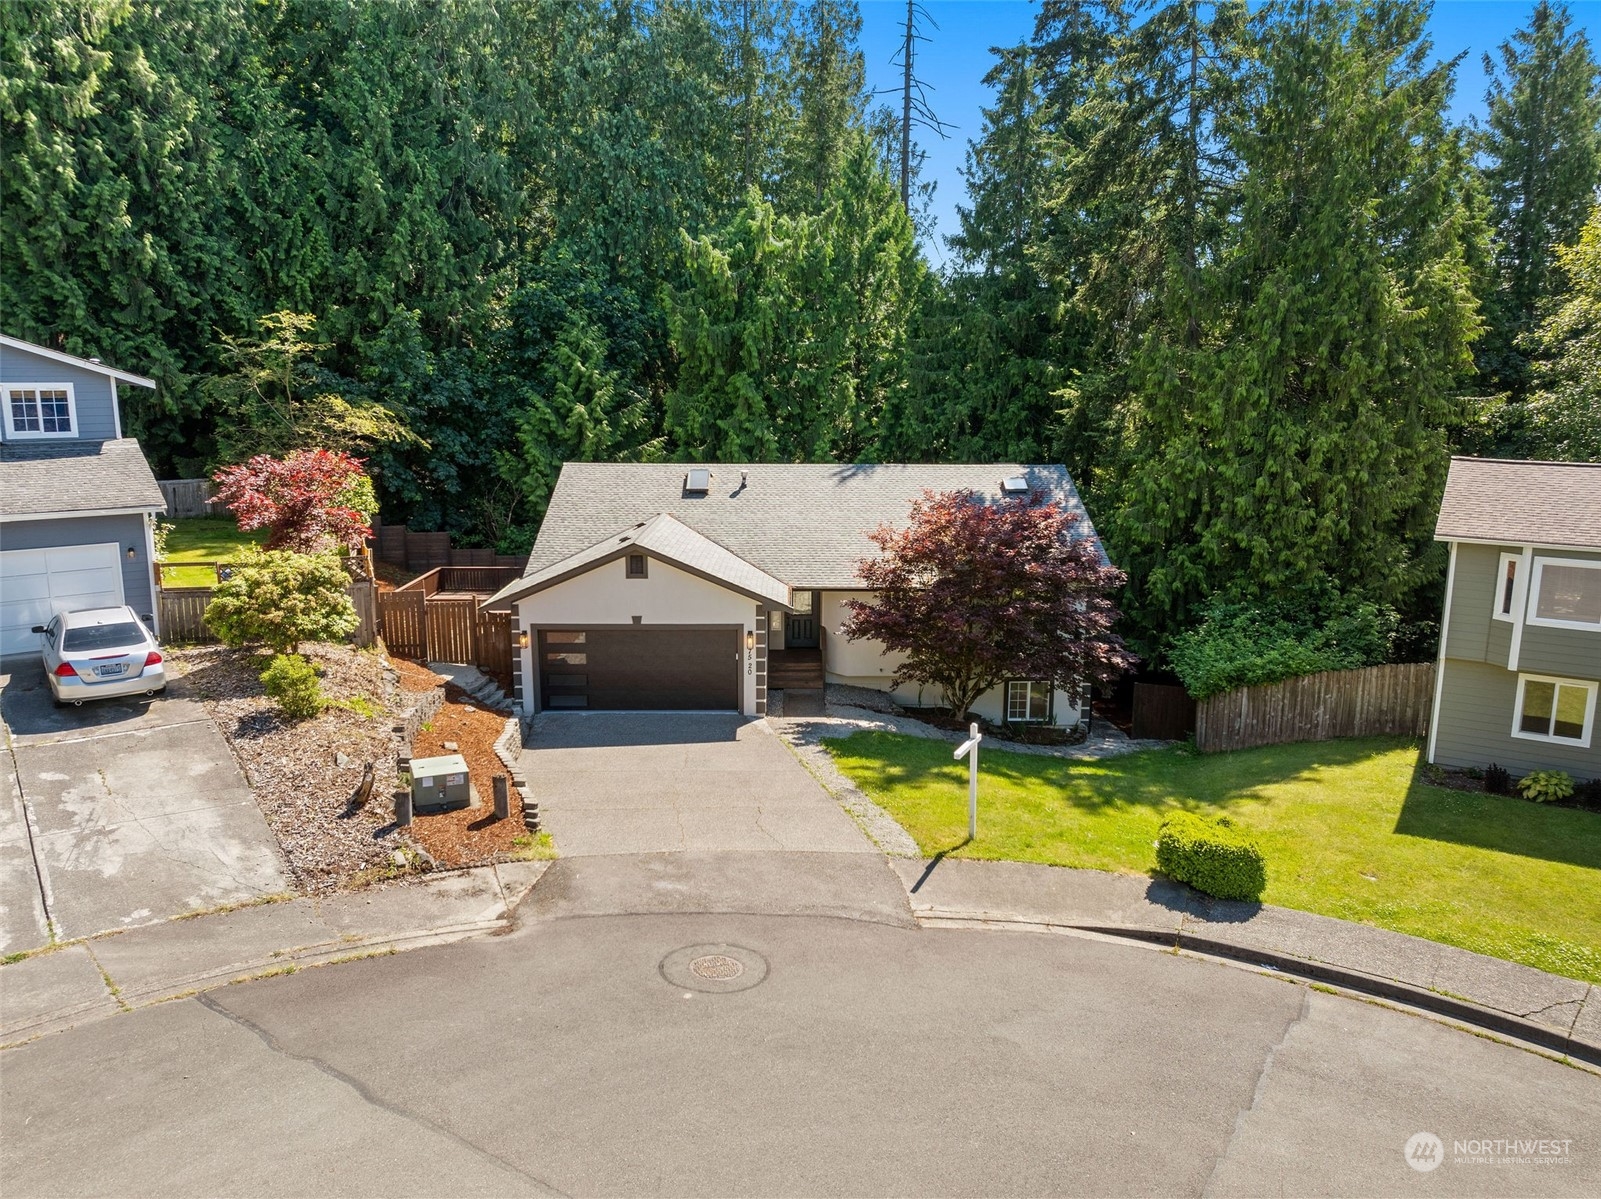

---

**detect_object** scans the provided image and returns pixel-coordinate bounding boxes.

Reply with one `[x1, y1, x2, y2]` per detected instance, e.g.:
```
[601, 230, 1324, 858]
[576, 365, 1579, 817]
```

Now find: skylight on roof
[1001, 475, 1029, 494]
[684, 468, 711, 494]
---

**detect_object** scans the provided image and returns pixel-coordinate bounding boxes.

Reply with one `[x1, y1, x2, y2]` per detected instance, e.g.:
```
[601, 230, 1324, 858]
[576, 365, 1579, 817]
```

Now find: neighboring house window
[1007, 680, 1050, 722]
[1527, 559, 1601, 631]
[1512, 674, 1597, 747]
[626, 553, 647, 578]
[1492, 552, 1521, 623]
[5, 384, 75, 438]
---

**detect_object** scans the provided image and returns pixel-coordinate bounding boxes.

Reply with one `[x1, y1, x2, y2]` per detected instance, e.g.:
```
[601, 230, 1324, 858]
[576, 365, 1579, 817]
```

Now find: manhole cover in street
[660, 944, 769, 993]
[689, 954, 744, 981]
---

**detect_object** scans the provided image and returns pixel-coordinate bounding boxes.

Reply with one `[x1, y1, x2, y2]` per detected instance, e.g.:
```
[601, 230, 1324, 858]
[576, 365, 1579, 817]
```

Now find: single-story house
[485, 463, 1109, 726]
[0, 334, 167, 657]
[1427, 456, 1601, 778]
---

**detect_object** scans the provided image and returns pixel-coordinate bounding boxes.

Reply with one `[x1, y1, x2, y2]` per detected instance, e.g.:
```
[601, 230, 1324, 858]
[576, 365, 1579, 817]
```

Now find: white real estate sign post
[954, 721, 982, 841]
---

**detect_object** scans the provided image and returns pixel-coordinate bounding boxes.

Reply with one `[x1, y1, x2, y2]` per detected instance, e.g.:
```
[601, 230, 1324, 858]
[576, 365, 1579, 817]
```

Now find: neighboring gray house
[0, 334, 167, 657]
[1428, 457, 1601, 779]
[485, 463, 1108, 725]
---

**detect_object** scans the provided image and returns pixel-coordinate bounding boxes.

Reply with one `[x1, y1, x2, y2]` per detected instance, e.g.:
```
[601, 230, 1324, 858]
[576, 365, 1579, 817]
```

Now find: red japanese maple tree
[212, 449, 376, 556]
[841, 489, 1136, 722]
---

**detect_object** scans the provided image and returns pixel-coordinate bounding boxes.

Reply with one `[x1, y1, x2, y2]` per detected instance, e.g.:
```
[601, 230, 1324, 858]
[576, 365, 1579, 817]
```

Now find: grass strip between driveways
[822, 732, 1601, 984]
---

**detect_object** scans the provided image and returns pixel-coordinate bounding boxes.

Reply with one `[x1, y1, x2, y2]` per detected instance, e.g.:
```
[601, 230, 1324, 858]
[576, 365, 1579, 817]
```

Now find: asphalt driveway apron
[520, 713, 876, 856]
[0, 659, 288, 949]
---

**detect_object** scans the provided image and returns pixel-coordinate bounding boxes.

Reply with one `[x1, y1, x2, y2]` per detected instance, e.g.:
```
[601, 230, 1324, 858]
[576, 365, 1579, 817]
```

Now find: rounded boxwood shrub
[1156, 811, 1267, 902]
[260, 652, 324, 720]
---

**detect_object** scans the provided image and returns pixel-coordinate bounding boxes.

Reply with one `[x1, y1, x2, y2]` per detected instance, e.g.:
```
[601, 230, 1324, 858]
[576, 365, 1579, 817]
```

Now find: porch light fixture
[514, 630, 530, 650]
[126, 546, 137, 560]
[746, 630, 756, 650]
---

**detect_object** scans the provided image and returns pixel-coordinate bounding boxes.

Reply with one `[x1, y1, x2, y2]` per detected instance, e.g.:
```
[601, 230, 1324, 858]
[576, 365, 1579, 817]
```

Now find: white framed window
[1007, 680, 1050, 722]
[4, 384, 76, 438]
[1492, 551, 1522, 623]
[1511, 674, 1597, 748]
[1526, 558, 1601, 631]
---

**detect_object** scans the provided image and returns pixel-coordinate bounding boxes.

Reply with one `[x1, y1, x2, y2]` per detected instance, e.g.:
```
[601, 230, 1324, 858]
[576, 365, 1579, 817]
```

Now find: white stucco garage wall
[819, 589, 1083, 728]
[513, 556, 761, 716]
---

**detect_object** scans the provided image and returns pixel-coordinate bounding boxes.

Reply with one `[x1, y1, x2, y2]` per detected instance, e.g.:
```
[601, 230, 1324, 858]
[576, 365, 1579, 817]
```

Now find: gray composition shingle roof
[526, 463, 1105, 590]
[1435, 457, 1601, 550]
[0, 438, 166, 519]
[490, 512, 792, 609]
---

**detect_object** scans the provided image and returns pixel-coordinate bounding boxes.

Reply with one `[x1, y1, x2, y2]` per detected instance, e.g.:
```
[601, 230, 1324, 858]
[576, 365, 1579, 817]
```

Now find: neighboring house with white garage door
[0, 334, 166, 658]
[1427, 457, 1601, 779]
[485, 463, 1108, 726]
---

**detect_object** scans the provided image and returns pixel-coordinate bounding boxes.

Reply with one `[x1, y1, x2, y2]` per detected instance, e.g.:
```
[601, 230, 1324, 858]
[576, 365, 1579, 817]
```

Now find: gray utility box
[409, 753, 471, 813]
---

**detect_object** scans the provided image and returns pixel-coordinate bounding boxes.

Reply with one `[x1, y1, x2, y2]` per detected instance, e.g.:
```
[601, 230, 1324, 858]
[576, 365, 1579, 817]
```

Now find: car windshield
[62, 622, 147, 652]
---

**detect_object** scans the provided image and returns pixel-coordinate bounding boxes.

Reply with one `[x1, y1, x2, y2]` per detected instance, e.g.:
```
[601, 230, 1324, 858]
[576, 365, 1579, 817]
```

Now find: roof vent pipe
[741, 470, 748, 488]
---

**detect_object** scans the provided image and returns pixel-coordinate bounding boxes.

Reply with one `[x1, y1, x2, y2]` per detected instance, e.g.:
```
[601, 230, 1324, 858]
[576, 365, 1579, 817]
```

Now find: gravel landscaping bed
[171, 643, 409, 892]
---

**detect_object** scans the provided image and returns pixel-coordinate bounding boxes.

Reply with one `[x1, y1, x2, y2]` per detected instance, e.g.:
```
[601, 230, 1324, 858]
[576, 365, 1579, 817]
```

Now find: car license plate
[95, 663, 129, 678]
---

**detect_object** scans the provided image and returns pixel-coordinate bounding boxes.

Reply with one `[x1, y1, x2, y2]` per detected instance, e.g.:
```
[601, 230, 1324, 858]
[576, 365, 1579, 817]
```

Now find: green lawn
[823, 732, 1601, 983]
[159, 517, 264, 588]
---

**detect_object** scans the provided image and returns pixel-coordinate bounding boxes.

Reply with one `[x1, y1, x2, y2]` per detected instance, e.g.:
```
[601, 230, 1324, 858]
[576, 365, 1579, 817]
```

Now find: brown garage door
[539, 627, 740, 711]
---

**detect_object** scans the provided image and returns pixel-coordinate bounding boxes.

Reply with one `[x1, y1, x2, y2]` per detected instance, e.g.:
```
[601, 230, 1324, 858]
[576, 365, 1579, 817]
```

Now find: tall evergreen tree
[1110, 0, 1481, 652]
[1477, 0, 1601, 398]
[779, 0, 867, 211]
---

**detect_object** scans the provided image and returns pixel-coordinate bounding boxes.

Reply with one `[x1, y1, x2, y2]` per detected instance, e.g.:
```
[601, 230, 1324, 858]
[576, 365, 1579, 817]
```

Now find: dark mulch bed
[407, 683, 528, 868]
[1421, 764, 1601, 812]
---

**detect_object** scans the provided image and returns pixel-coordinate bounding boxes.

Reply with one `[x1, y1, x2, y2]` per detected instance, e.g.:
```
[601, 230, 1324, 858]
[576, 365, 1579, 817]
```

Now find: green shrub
[1156, 811, 1267, 902]
[1168, 589, 1398, 699]
[260, 653, 324, 720]
[1518, 770, 1575, 804]
[204, 546, 358, 654]
[1484, 763, 1512, 795]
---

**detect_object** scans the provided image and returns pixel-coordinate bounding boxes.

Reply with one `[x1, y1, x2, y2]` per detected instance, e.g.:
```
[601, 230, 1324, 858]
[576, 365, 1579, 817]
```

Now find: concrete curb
[914, 909, 1601, 1068]
[0, 860, 550, 1048]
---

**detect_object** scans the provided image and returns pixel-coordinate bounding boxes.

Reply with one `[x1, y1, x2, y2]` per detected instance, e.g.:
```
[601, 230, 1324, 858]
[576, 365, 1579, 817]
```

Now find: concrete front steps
[427, 661, 514, 712]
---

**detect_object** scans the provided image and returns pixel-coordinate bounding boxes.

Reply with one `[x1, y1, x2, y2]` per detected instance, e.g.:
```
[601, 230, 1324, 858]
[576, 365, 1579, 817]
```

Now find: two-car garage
[538, 627, 742, 711]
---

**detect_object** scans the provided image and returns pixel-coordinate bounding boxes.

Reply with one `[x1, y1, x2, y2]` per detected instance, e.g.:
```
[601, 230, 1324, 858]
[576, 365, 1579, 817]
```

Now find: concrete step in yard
[428, 662, 514, 712]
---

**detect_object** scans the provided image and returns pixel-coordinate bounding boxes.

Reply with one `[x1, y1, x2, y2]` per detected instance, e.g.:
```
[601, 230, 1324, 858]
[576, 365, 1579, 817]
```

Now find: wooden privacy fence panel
[1132, 683, 1196, 741]
[371, 522, 528, 573]
[475, 609, 513, 680]
[158, 479, 219, 519]
[157, 588, 216, 643]
[1195, 662, 1435, 754]
[424, 597, 477, 664]
[377, 591, 427, 660]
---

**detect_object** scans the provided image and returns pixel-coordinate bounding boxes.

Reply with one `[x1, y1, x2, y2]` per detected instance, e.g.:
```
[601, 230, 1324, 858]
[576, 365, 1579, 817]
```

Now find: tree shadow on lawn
[1393, 772, 1601, 871]
[824, 729, 1400, 818]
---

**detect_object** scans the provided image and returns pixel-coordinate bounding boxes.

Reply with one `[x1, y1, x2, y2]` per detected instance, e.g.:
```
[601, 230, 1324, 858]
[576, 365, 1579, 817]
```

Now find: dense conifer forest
[4, 0, 1597, 659]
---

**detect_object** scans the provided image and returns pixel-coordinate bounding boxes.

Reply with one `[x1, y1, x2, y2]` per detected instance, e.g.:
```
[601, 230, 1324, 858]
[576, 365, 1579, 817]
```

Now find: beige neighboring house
[484, 463, 1109, 727]
[1428, 457, 1601, 779]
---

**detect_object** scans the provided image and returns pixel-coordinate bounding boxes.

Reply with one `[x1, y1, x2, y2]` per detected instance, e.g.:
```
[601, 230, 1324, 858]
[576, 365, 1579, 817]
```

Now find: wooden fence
[157, 479, 220, 519]
[375, 588, 512, 676]
[1132, 683, 1196, 741]
[158, 580, 379, 648]
[156, 588, 215, 642]
[1194, 662, 1435, 754]
[372, 522, 525, 573]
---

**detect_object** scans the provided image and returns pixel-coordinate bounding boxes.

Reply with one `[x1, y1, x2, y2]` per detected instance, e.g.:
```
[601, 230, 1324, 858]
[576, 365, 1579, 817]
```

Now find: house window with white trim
[1007, 680, 1050, 722]
[1527, 559, 1601, 631]
[1492, 552, 1521, 622]
[1512, 674, 1597, 747]
[5, 384, 75, 438]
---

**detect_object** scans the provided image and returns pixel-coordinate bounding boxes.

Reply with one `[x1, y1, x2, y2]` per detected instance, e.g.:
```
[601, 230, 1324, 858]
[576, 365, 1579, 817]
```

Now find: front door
[784, 591, 819, 648]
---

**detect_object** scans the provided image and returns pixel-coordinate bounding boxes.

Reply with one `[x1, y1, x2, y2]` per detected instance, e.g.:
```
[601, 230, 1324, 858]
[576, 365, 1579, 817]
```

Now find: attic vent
[1001, 475, 1029, 494]
[685, 468, 712, 494]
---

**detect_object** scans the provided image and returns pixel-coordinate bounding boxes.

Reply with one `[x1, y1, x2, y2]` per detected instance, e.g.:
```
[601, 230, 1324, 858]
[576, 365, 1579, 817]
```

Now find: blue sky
[858, 0, 1601, 266]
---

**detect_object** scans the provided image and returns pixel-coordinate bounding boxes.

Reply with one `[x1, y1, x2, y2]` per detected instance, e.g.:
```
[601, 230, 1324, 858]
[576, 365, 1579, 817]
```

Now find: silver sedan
[33, 606, 168, 707]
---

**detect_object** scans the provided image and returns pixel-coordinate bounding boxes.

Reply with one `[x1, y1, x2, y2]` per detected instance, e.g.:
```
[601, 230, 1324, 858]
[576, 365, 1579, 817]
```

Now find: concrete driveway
[521, 713, 876, 856]
[0, 657, 288, 950]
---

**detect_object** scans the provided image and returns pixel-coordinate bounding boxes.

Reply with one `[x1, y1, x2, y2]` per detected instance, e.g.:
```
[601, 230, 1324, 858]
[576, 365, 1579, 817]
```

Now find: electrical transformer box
[409, 753, 471, 812]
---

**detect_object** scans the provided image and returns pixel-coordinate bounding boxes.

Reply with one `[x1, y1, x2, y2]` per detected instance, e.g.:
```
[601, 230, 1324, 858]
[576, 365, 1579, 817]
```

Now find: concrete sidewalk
[892, 856, 1601, 1065]
[0, 860, 548, 1046]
